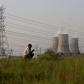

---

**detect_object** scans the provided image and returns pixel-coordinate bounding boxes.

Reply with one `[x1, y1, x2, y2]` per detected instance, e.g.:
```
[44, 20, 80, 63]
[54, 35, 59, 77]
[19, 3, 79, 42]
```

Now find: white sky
[0, 0, 84, 55]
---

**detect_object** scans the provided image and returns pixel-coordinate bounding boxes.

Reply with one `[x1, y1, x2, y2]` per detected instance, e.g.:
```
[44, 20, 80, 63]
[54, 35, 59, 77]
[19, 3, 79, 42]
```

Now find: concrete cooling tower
[57, 34, 70, 54]
[51, 37, 58, 54]
[69, 38, 80, 54]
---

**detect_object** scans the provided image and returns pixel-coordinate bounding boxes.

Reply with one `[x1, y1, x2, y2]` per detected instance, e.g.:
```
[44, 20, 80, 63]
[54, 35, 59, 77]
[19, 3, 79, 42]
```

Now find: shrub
[39, 49, 57, 60]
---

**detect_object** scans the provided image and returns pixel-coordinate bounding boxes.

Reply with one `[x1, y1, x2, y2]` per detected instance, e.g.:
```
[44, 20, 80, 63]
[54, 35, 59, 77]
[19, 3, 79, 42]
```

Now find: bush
[39, 49, 57, 60]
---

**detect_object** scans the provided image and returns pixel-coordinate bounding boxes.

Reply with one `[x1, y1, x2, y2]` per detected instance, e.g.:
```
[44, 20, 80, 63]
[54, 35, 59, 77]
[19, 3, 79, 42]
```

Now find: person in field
[24, 44, 35, 59]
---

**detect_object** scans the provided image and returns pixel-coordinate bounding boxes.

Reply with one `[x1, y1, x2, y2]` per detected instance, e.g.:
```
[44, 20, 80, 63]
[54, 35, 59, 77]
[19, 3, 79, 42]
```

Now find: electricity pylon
[0, 6, 9, 56]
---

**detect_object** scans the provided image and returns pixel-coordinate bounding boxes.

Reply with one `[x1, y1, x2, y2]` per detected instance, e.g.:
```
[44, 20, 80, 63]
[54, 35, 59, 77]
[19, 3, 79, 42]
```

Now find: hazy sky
[0, 0, 84, 55]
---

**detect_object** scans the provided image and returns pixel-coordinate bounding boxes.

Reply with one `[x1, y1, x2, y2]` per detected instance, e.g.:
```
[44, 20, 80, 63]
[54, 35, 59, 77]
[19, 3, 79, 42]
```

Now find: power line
[7, 30, 51, 40]
[6, 12, 57, 28]
[6, 22, 54, 36]
[5, 13, 58, 35]
[7, 32, 50, 49]
[5, 19, 55, 34]
[7, 34, 49, 43]
[6, 18, 81, 36]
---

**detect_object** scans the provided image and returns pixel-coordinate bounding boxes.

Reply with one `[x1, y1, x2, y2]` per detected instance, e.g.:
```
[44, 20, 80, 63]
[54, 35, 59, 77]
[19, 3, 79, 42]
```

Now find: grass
[0, 50, 84, 84]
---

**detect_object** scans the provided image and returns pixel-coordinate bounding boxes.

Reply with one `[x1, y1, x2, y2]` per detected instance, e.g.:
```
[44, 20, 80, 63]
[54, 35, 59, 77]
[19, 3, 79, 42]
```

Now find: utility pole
[35, 44, 39, 56]
[0, 6, 9, 56]
[39, 48, 41, 55]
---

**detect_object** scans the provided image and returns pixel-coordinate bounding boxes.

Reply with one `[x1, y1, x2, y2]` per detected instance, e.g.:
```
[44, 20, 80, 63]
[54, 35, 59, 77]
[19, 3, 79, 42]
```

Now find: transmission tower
[0, 6, 9, 56]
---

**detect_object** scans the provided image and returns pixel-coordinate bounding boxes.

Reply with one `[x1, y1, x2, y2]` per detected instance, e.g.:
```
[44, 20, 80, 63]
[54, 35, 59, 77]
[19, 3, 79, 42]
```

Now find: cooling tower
[51, 37, 58, 54]
[57, 34, 70, 54]
[69, 38, 80, 54]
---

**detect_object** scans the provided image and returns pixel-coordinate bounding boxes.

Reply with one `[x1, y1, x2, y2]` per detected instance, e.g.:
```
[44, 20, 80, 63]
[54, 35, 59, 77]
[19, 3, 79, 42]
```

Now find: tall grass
[0, 51, 84, 84]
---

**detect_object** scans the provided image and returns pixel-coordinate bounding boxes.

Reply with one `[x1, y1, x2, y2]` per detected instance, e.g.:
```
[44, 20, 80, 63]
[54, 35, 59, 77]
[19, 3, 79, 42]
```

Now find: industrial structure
[51, 34, 80, 54]
[57, 34, 70, 54]
[69, 38, 80, 54]
[51, 37, 58, 54]
[0, 6, 9, 56]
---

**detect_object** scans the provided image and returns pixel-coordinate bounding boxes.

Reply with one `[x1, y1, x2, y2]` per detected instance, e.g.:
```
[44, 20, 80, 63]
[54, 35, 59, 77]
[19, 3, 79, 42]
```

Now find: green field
[0, 51, 84, 84]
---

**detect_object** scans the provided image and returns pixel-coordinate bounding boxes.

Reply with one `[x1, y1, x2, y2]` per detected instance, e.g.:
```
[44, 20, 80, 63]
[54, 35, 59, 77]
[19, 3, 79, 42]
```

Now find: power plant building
[57, 34, 70, 54]
[69, 38, 80, 54]
[51, 37, 58, 54]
